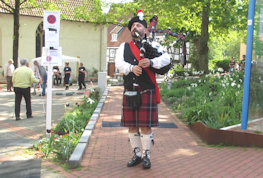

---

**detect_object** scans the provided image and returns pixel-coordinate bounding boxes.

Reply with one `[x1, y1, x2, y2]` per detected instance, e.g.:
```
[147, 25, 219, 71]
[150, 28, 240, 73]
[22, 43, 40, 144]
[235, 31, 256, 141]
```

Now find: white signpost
[42, 10, 62, 137]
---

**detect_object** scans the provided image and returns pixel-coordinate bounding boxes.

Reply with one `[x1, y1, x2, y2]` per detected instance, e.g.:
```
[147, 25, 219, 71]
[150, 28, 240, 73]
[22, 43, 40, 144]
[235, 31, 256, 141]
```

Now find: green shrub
[209, 59, 231, 72]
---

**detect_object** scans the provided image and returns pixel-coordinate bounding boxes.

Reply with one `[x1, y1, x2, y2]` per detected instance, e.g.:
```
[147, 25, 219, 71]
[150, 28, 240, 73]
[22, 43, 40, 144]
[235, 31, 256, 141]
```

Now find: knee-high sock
[128, 132, 141, 157]
[141, 132, 154, 159]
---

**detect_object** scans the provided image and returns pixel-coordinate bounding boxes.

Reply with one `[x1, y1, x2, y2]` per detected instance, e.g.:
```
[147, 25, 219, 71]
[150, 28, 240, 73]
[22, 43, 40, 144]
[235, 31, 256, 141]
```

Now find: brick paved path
[1, 86, 263, 178]
[56, 86, 263, 178]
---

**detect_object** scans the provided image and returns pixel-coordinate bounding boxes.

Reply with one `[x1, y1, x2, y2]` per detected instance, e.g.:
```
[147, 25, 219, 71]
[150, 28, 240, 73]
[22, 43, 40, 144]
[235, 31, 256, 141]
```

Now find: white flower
[239, 79, 242, 82]
[222, 84, 225, 87]
[231, 82, 236, 87]
[204, 80, 206, 83]
[237, 84, 240, 88]
[187, 87, 191, 90]
[209, 92, 212, 96]
[218, 68, 224, 72]
[184, 72, 189, 76]
[199, 79, 201, 83]
[191, 83, 197, 87]
[226, 83, 229, 86]
[87, 98, 95, 104]
[230, 78, 233, 81]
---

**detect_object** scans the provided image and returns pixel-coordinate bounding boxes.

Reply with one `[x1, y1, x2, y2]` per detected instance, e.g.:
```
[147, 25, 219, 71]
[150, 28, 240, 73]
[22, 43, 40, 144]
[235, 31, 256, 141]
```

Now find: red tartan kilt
[121, 89, 159, 127]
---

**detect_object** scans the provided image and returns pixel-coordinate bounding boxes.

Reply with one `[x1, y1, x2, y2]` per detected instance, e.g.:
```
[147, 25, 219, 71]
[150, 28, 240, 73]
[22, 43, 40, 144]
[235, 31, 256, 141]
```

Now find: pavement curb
[68, 84, 110, 168]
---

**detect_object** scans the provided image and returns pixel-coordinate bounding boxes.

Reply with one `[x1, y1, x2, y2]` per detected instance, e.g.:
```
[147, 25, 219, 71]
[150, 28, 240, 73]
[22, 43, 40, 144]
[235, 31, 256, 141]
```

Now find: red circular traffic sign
[47, 15, 56, 24]
[46, 56, 52, 62]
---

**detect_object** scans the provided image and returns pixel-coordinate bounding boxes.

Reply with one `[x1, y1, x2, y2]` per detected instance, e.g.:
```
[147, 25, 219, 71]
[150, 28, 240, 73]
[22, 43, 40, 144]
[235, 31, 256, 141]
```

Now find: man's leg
[78, 77, 82, 90]
[65, 75, 69, 90]
[141, 127, 153, 168]
[80, 75, 86, 89]
[42, 75, 47, 95]
[127, 126, 142, 167]
[23, 87, 32, 117]
[6, 77, 11, 91]
[14, 87, 22, 119]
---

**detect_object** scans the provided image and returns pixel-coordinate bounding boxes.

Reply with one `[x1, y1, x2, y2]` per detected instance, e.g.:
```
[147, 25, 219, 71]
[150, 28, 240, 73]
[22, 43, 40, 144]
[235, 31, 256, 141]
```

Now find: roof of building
[0, 0, 92, 21]
[107, 25, 132, 47]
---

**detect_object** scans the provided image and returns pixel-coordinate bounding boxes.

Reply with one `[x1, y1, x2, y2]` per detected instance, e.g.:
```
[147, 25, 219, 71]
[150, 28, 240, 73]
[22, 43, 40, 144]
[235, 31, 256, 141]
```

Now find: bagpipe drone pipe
[147, 14, 187, 68]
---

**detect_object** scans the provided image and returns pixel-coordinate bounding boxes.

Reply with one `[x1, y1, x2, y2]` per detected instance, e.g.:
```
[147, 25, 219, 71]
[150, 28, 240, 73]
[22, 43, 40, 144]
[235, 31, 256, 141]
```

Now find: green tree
[87, 0, 249, 73]
[208, 31, 241, 61]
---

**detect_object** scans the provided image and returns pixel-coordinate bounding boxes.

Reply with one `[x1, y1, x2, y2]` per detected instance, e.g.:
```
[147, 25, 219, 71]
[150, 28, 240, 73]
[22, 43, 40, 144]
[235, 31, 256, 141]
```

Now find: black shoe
[78, 88, 82, 90]
[16, 117, 21, 121]
[127, 155, 142, 167]
[39, 94, 45, 96]
[27, 116, 33, 119]
[142, 156, 151, 168]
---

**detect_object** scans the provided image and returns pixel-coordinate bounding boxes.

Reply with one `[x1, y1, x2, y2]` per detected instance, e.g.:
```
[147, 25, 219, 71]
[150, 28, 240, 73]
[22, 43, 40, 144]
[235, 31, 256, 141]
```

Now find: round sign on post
[46, 56, 52, 62]
[47, 15, 56, 24]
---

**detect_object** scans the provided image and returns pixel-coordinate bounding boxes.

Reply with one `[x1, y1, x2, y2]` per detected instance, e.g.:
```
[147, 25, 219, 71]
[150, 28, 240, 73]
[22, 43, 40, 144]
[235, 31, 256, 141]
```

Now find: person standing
[33, 60, 47, 96]
[4, 59, 15, 92]
[241, 55, 246, 71]
[115, 9, 170, 169]
[78, 62, 86, 90]
[64, 62, 71, 90]
[229, 57, 235, 75]
[12, 59, 40, 121]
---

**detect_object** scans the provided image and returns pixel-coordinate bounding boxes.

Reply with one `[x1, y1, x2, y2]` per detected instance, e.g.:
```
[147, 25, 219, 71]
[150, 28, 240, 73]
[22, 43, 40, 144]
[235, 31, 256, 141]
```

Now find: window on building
[112, 34, 117, 41]
[109, 49, 116, 58]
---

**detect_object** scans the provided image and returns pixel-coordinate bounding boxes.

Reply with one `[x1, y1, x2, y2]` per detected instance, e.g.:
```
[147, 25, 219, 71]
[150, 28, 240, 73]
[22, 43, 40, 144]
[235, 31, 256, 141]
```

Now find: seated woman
[53, 66, 62, 85]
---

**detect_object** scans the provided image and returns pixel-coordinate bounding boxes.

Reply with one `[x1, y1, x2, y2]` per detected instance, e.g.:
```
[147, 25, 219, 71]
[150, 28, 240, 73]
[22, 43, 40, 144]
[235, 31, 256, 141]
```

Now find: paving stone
[78, 130, 92, 143]
[0, 139, 38, 147]
[68, 143, 87, 168]
[55, 93, 63, 95]
[85, 120, 96, 131]
[90, 114, 99, 121]
[99, 99, 105, 103]
[97, 103, 103, 108]
[66, 93, 73, 96]
[93, 108, 101, 114]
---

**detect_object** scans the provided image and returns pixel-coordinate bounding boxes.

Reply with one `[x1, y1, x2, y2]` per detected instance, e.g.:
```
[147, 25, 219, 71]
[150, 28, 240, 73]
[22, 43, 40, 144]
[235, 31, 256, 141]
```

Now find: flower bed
[32, 88, 101, 166]
[160, 69, 245, 129]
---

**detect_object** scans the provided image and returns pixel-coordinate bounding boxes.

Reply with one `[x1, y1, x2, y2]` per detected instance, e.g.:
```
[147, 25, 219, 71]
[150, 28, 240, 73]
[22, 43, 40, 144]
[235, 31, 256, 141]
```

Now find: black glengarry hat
[128, 9, 147, 31]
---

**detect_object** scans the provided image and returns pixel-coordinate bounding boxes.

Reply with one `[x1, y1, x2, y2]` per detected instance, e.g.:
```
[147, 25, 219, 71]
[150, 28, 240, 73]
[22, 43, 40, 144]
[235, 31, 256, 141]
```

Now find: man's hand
[138, 58, 150, 68]
[132, 65, 142, 76]
[4, 76, 7, 79]
[39, 80, 43, 84]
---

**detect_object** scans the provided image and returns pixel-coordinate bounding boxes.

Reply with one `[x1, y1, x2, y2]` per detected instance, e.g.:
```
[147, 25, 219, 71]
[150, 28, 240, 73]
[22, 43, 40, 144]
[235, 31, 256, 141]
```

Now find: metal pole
[241, 0, 255, 130]
[46, 64, 53, 137]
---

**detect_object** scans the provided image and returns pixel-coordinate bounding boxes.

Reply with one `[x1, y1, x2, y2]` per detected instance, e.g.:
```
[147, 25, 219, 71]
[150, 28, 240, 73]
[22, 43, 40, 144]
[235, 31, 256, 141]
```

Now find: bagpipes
[147, 14, 187, 67]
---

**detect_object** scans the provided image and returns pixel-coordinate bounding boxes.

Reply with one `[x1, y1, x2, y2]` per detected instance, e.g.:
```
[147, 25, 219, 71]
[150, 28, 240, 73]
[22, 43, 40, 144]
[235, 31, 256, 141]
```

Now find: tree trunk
[13, 0, 20, 68]
[197, 3, 210, 73]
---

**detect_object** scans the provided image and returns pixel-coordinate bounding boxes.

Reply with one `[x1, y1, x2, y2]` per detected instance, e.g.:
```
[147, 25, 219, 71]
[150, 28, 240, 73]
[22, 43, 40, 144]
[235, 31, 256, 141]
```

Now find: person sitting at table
[53, 66, 61, 86]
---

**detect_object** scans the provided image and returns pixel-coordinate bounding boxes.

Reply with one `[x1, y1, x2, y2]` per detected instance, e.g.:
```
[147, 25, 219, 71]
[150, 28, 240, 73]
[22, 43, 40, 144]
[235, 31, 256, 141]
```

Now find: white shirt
[4, 63, 15, 77]
[115, 42, 170, 75]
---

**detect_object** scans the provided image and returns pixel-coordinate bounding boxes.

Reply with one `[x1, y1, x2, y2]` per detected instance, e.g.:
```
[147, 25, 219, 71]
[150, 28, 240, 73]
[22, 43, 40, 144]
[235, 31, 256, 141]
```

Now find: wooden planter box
[189, 122, 263, 147]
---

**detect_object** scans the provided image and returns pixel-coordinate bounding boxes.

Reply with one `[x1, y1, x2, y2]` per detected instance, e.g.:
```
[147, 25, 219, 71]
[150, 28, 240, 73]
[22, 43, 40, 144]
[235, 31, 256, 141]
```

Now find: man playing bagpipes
[115, 9, 171, 169]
